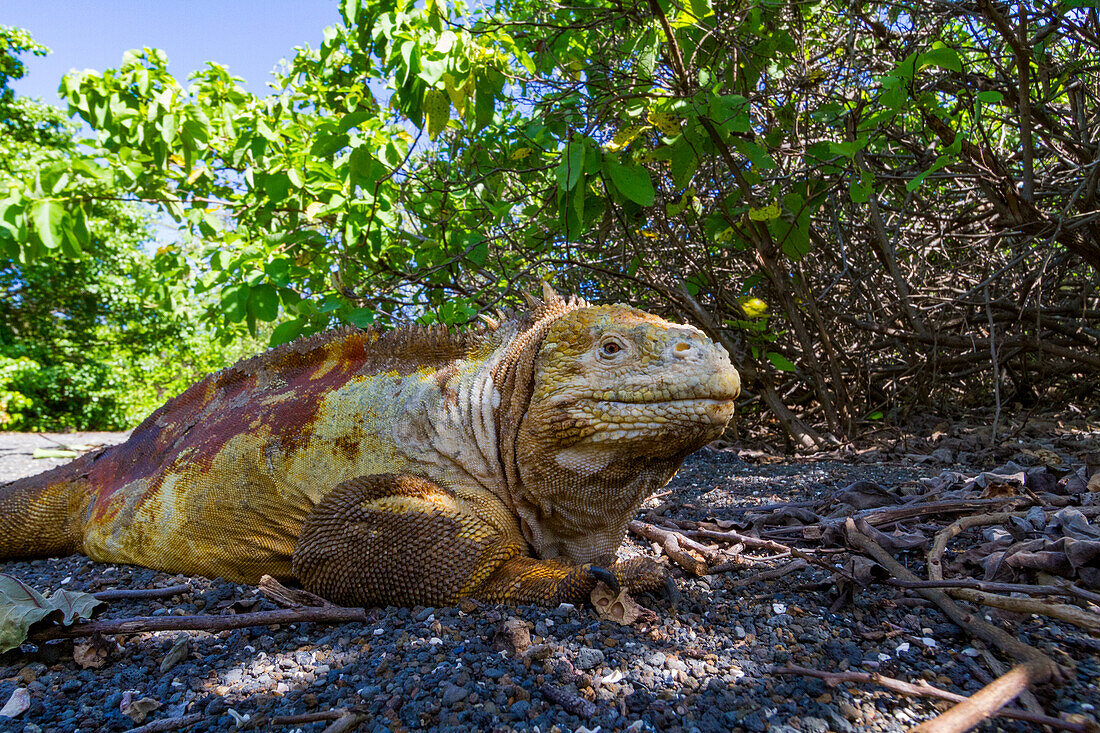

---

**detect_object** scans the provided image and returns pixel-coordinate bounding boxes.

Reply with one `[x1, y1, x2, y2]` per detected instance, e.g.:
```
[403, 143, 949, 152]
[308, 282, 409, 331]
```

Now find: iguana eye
[600, 340, 623, 356]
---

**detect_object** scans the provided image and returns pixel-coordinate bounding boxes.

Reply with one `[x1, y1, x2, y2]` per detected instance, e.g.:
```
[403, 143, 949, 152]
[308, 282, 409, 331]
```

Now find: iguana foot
[609, 555, 669, 595]
[596, 558, 679, 607]
[293, 474, 678, 610]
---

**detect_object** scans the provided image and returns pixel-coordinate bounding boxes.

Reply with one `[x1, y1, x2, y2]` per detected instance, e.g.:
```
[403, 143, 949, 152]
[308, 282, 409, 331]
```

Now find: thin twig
[542, 683, 597, 718]
[124, 713, 204, 733]
[726, 559, 809, 586]
[32, 606, 367, 641]
[258, 575, 333, 608]
[844, 518, 1067, 683]
[887, 577, 1092, 598]
[320, 711, 368, 733]
[629, 520, 712, 575]
[927, 511, 1029, 581]
[94, 584, 193, 602]
[771, 666, 1088, 732]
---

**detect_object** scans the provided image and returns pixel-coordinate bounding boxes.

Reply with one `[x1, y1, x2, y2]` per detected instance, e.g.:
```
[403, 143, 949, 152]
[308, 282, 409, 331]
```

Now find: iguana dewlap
[0, 288, 739, 607]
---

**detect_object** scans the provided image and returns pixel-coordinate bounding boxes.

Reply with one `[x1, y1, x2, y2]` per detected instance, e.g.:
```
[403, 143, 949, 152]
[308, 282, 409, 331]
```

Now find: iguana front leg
[292, 474, 666, 607]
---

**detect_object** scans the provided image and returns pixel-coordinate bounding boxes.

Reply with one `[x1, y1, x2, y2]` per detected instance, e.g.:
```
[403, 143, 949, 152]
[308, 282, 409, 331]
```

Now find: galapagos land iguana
[0, 287, 740, 607]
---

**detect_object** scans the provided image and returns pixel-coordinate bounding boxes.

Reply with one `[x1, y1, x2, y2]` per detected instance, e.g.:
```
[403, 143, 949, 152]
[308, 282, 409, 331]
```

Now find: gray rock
[441, 682, 467, 706]
[576, 647, 605, 671]
[930, 448, 955, 464]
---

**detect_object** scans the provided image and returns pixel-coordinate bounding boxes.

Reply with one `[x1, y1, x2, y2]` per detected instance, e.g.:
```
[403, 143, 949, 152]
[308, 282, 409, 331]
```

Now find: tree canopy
[0, 27, 254, 431]
[2, 0, 1097, 442]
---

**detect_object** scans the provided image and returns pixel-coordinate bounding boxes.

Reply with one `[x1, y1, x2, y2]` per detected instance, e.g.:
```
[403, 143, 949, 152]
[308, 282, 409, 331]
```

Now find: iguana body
[0, 289, 739, 607]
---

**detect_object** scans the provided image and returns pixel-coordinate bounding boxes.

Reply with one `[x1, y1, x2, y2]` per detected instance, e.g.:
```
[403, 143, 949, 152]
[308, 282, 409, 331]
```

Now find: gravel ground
[1, 432, 1097, 732]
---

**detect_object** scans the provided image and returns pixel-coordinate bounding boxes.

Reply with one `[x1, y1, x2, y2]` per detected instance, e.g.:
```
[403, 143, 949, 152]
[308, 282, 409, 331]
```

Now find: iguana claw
[662, 574, 680, 609]
[590, 566, 621, 595]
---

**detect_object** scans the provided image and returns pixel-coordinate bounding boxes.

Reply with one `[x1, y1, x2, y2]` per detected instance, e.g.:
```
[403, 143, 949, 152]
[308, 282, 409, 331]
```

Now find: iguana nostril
[674, 342, 692, 356]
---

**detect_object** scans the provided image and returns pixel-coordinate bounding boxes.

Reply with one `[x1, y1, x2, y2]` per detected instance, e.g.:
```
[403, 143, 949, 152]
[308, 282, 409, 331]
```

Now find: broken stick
[31, 605, 367, 641]
[771, 665, 1090, 732]
[628, 520, 710, 575]
[910, 662, 1054, 733]
[843, 518, 1067, 684]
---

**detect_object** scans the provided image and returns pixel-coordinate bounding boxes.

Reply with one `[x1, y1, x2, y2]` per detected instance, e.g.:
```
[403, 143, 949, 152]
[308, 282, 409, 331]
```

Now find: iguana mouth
[585, 370, 741, 407]
[596, 397, 735, 406]
[580, 395, 737, 431]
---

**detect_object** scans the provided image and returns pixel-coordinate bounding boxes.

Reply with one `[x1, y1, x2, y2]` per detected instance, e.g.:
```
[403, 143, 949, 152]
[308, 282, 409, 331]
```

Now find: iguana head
[506, 297, 740, 564]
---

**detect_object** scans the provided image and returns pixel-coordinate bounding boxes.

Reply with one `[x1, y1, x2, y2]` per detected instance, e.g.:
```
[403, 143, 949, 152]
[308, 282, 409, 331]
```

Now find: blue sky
[6, 0, 342, 104]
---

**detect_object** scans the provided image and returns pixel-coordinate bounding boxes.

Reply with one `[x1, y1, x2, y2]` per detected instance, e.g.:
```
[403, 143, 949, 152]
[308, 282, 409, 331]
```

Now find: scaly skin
[0, 287, 739, 607]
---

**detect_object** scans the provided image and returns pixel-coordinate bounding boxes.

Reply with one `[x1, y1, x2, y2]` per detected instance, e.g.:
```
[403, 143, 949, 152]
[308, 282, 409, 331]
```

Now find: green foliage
[2, 0, 1097, 441]
[0, 30, 253, 431]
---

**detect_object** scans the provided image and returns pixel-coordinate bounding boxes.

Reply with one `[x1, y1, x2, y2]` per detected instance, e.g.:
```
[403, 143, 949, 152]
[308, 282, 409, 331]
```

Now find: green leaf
[670, 141, 698, 188]
[466, 237, 489, 266]
[0, 574, 102, 652]
[605, 160, 655, 206]
[221, 284, 250, 323]
[31, 201, 64, 249]
[826, 140, 866, 158]
[248, 284, 279, 322]
[424, 88, 450, 141]
[270, 318, 305, 346]
[849, 171, 874, 203]
[709, 93, 751, 133]
[732, 138, 775, 170]
[558, 141, 586, 191]
[918, 44, 962, 73]
[309, 127, 350, 158]
[343, 307, 376, 328]
[474, 70, 495, 131]
[767, 352, 797, 372]
[976, 90, 1003, 104]
[32, 448, 79, 459]
[349, 146, 384, 191]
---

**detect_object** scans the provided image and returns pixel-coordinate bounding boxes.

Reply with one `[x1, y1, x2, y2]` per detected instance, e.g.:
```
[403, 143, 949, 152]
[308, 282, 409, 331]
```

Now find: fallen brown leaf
[73, 634, 116, 669]
[590, 583, 657, 626]
[981, 480, 1019, 498]
[121, 694, 160, 724]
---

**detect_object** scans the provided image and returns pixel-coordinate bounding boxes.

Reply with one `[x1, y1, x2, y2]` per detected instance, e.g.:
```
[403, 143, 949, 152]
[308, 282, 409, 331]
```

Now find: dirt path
[0, 431, 129, 484]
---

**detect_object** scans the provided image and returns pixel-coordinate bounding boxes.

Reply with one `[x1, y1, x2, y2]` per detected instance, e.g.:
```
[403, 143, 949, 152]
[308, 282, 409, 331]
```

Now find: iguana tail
[0, 453, 95, 560]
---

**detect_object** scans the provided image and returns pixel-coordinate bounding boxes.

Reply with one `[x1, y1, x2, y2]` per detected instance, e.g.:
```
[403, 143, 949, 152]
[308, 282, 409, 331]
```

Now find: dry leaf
[1087, 471, 1100, 493]
[590, 583, 657, 626]
[0, 688, 29, 718]
[0, 574, 103, 652]
[31, 448, 78, 459]
[981, 480, 1019, 498]
[835, 480, 900, 510]
[1021, 447, 1062, 466]
[159, 637, 189, 673]
[73, 634, 116, 669]
[121, 693, 160, 724]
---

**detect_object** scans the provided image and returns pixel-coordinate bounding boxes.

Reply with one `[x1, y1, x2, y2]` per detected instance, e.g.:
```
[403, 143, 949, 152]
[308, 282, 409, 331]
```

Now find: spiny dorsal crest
[521, 281, 590, 322]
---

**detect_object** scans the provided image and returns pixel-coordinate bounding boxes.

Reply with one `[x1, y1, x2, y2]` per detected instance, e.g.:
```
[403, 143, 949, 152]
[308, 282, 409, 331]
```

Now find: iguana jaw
[544, 352, 741, 452]
[510, 303, 740, 562]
